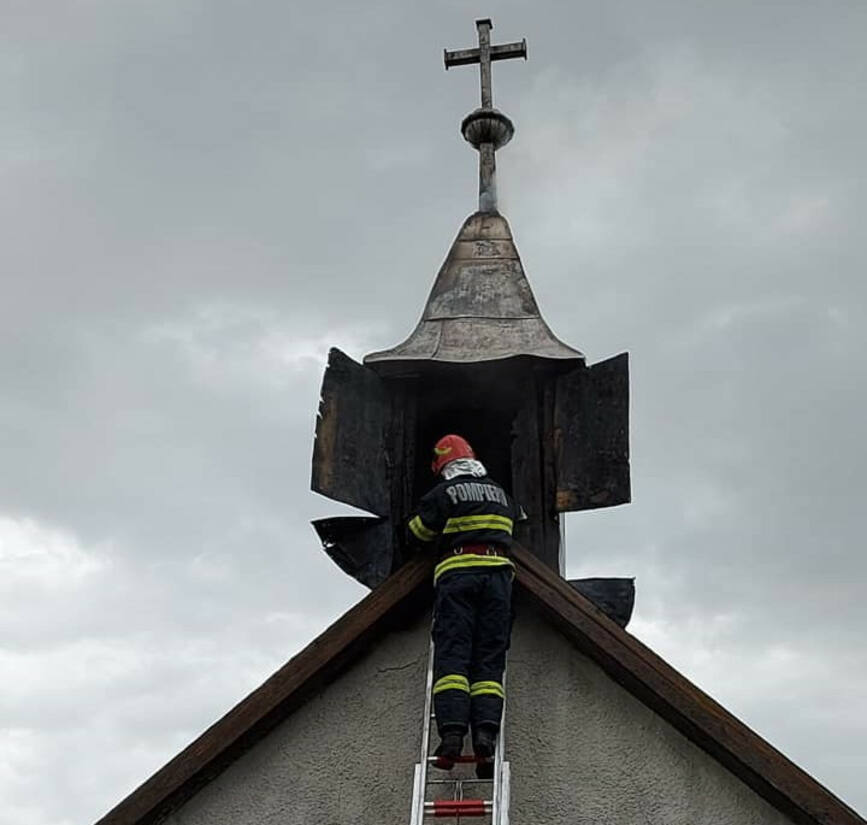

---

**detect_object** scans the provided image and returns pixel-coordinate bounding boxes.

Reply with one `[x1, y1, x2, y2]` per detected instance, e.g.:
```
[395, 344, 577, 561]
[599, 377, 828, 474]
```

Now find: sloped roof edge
[95, 547, 864, 825]
[94, 556, 434, 825]
[513, 547, 863, 825]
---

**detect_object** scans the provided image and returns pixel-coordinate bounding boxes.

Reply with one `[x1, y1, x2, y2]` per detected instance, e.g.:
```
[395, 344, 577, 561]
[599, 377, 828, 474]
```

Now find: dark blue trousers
[432, 566, 513, 736]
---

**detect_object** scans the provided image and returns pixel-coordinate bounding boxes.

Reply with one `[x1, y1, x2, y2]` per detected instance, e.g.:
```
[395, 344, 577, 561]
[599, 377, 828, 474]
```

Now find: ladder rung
[427, 777, 491, 785]
[427, 754, 486, 764]
[425, 799, 491, 817]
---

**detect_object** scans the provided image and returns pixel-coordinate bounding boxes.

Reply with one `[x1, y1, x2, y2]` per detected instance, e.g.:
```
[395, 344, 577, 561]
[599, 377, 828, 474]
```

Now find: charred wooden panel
[311, 516, 392, 589]
[512, 376, 562, 571]
[554, 352, 630, 512]
[511, 394, 541, 555]
[568, 577, 635, 628]
[311, 348, 391, 517]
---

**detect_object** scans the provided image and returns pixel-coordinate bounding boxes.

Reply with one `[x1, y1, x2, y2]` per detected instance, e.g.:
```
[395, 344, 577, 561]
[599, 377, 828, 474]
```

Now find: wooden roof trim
[94, 555, 433, 825]
[511, 544, 864, 825]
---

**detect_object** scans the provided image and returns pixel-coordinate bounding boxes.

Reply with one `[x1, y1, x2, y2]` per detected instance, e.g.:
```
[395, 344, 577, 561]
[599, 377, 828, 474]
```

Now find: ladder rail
[498, 762, 510, 825]
[411, 638, 436, 825]
[490, 664, 506, 824]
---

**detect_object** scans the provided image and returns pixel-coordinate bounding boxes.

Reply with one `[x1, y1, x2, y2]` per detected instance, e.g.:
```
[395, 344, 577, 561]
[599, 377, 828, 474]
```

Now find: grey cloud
[1, 2, 865, 823]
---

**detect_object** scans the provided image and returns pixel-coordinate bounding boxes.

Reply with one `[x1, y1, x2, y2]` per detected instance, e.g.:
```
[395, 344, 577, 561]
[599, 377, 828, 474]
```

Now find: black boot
[473, 726, 497, 779]
[433, 731, 464, 770]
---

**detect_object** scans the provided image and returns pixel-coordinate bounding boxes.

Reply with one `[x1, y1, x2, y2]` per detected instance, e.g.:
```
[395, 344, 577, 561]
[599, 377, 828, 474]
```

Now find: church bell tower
[310, 19, 630, 587]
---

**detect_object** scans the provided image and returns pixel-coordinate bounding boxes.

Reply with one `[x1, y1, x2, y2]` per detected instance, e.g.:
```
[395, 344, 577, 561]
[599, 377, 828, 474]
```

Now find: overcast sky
[2, 2, 865, 823]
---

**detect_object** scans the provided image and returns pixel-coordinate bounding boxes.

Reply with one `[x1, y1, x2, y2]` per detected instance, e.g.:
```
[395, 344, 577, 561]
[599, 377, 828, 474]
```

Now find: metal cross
[445, 20, 527, 212]
[444, 18, 527, 110]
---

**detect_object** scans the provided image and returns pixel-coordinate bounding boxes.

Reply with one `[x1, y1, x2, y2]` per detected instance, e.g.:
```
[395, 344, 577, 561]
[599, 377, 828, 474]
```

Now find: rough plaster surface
[165, 602, 796, 825]
[164, 613, 431, 825]
[506, 605, 794, 825]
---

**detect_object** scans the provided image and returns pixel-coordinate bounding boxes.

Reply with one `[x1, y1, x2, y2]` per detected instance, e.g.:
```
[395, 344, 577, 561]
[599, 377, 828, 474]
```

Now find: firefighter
[408, 434, 517, 779]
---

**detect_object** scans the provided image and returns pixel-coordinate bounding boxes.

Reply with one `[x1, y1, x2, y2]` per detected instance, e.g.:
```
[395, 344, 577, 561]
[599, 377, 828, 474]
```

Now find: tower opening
[410, 362, 525, 504]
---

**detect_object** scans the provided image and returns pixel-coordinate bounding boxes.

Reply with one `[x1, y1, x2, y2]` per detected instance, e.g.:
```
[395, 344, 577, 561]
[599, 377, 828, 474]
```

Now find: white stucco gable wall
[507, 605, 794, 825]
[164, 601, 795, 825]
[163, 614, 431, 825]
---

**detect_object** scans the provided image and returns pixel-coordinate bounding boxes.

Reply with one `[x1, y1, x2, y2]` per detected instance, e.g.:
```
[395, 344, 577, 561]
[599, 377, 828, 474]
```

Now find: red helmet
[431, 434, 476, 475]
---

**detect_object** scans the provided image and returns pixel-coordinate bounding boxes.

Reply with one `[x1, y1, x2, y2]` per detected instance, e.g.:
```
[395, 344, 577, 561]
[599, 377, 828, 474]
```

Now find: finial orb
[461, 108, 515, 151]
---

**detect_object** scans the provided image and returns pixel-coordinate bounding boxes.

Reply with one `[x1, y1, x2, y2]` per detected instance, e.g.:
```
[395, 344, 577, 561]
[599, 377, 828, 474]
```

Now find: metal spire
[445, 19, 527, 213]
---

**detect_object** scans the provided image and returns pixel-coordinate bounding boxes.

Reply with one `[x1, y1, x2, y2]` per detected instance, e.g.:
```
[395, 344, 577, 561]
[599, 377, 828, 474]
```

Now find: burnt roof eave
[363, 321, 585, 367]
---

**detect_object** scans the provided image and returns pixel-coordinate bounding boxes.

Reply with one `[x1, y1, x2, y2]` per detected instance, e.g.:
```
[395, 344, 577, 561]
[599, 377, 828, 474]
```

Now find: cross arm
[444, 39, 528, 69]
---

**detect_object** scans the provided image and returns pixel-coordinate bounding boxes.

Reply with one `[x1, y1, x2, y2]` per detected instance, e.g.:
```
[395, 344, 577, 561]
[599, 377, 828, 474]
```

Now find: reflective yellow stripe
[442, 514, 513, 535]
[470, 681, 505, 699]
[433, 554, 515, 583]
[409, 515, 437, 542]
[433, 674, 470, 694]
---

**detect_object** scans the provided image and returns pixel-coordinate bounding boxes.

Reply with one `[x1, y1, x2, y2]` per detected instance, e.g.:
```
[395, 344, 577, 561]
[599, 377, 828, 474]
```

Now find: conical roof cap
[365, 212, 583, 368]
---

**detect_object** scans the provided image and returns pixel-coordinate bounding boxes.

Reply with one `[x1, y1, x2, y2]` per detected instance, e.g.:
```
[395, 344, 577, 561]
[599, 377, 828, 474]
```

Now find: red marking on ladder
[431, 799, 489, 817]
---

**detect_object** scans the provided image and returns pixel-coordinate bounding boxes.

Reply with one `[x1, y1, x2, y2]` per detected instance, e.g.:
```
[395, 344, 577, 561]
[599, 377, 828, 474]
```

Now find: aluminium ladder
[409, 639, 510, 823]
